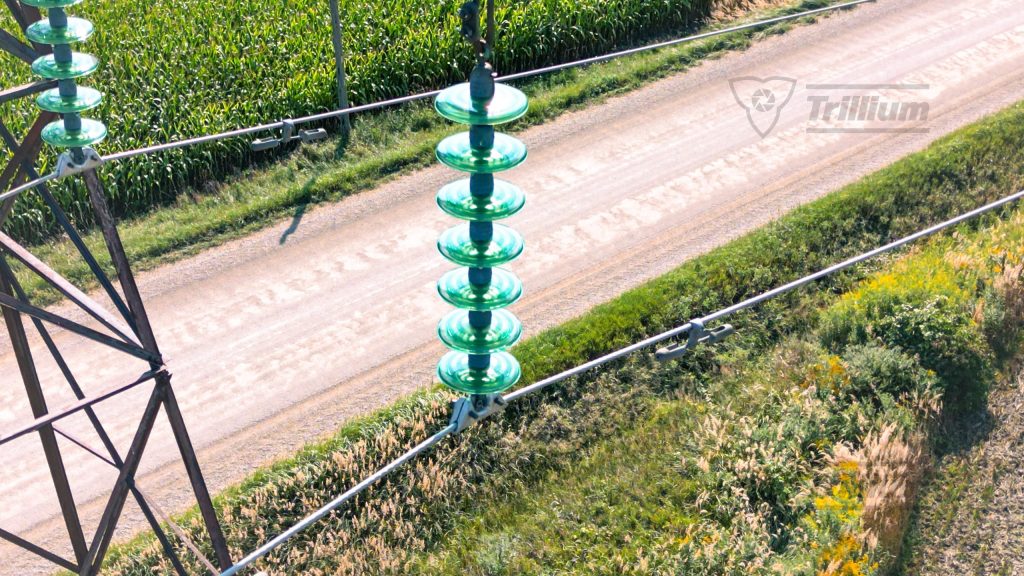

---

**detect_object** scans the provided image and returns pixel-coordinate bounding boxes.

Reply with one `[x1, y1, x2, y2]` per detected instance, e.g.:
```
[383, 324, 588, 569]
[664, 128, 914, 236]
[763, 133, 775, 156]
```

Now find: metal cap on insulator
[468, 310, 492, 328]
[469, 173, 494, 197]
[469, 61, 495, 103]
[467, 354, 491, 370]
[469, 221, 494, 242]
[468, 267, 492, 286]
[469, 124, 494, 151]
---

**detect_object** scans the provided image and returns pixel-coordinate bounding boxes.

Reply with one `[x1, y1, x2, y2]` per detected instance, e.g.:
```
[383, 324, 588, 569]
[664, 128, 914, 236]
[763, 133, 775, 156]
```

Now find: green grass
[413, 210, 1024, 575]
[0, 0, 741, 243]
[413, 401, 703, 574]
[11, 0, 846, 308]
[95, 98, 1024, 573]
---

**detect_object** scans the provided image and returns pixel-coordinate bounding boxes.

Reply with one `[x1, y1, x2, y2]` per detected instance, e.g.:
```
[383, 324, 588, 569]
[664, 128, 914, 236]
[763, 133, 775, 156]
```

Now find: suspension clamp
[655, 319, 734, 361]
[449, 393, 506, 433]
[54, 147, 103, 178]
[458, 0, 480, 42]
[251, 120, 329, 151]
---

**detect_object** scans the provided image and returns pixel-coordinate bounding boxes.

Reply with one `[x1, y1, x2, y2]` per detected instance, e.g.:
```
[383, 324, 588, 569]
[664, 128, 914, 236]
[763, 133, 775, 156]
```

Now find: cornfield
[0, 0, 732, 243]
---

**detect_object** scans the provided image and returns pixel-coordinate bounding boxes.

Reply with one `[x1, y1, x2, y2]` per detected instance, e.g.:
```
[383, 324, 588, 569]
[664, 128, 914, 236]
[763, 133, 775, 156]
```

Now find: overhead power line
[219, 187, 1024, 575]
[0, 0, 874, 203]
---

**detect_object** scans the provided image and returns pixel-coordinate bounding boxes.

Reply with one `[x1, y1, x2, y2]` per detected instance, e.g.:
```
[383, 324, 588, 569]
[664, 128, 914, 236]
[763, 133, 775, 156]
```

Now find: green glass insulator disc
[438, 223, 523, 267]
[437, 178, 525, 221]
[26, 17, 94, 45]
[32, 52, 98, 80]
[36, 86, 102, 113]
[438, 351, 521, 394]
[435, 83, 529, 126]
[436, 132, 527, 174]
[19, 0, 81, 7]
[438, 309, 522, 354]
[437, 267, 523, 310]
[42, 118, 106, 148]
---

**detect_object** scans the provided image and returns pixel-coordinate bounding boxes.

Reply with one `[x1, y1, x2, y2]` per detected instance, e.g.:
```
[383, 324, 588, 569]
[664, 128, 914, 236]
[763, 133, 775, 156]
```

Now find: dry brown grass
[711, 0, 790, 19]
[995, 261, 1024, 324]
[832, 422, 932, 570]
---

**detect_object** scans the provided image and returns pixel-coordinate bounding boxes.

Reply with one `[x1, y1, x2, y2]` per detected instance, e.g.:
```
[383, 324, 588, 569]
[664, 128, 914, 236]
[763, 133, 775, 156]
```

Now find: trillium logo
[729, 76, 797, 138]
[804, 83, 930, 133]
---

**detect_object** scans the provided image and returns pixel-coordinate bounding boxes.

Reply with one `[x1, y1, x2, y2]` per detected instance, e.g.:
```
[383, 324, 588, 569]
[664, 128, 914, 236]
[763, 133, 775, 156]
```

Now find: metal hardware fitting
[251, 120, 328, 151]
[655, 319, 734, 361]
[54, 147, 103, 177]
[449, 393, 506, 433]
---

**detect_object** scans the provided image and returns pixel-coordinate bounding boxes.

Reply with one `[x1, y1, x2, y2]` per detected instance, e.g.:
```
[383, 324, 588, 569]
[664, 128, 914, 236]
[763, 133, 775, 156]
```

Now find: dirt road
[901, 363, 1024, 575]
[3, 0, 1024, 571]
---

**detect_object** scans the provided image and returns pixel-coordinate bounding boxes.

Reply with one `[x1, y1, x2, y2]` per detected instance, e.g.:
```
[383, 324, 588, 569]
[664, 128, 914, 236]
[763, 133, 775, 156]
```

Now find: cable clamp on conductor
[251, 120, 328, 151]
[449, 393, 506, 434]
[655, 319, 734, 361]
[54, 147, 103, 178]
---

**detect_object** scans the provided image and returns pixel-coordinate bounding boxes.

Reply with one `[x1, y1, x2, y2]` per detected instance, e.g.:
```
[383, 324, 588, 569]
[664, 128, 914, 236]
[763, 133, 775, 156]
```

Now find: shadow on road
[280, 203, 307, 244]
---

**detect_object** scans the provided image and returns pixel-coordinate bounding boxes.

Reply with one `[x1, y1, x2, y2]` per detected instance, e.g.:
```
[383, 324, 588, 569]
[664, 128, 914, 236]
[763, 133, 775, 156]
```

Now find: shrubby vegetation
[665, 238, 996, 575]
[98, 103, 1024, 574]
[819, 253, 992, 409]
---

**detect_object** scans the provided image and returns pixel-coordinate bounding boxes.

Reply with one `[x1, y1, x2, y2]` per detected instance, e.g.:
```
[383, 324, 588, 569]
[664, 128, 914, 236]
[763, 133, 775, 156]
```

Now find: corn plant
[0, 0, 730, 243]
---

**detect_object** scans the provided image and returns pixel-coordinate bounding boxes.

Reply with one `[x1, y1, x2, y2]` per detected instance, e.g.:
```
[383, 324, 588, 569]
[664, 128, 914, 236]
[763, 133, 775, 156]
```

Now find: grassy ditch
[13, 0, 851, 307]
[97, 101, 1024, 574]
[413, 210, 1024, 574]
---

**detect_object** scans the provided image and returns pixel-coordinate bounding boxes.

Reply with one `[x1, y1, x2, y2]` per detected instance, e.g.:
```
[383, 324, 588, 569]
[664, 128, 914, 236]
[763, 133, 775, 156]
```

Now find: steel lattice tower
[0, 0, 232, 573]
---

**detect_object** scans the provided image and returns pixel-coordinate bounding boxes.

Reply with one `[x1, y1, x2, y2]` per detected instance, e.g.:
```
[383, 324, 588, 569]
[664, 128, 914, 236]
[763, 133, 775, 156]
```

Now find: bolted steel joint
[251, 120, 328, 151]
